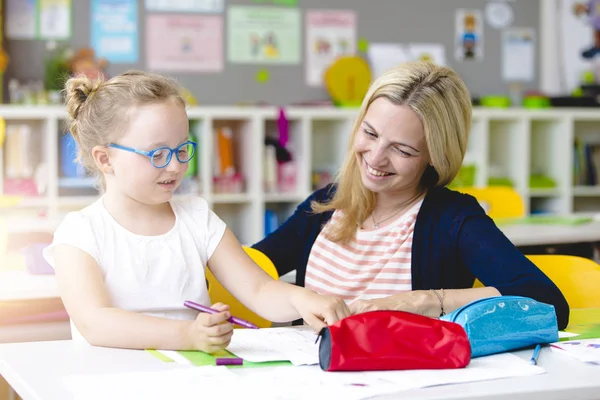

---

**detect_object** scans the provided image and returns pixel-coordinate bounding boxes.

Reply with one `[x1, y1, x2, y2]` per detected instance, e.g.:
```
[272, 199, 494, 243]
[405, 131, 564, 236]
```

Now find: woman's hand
[291, 290, 351, 331]
[349, 291, 434, 316]
[186, 303, 234, 353]
[349, 297, 396, 315]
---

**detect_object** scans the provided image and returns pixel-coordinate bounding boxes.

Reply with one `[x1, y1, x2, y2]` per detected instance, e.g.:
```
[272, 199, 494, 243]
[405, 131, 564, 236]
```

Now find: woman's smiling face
[353, 98, 430, 195]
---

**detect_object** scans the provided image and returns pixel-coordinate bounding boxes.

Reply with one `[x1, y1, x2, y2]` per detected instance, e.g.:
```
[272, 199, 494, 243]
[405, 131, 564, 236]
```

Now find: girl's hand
[291, 290, 351, 331]
[186, 303, 234, 353]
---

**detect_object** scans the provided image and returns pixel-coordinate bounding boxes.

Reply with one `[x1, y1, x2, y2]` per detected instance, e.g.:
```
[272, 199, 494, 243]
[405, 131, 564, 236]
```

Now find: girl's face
[107, 100, 190, 205]
[353, 98, 430, 196]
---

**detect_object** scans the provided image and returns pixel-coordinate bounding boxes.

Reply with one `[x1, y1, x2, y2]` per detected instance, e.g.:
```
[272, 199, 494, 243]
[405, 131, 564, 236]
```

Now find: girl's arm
[54, 245, 233, 352]
[209, 228, 350, 329]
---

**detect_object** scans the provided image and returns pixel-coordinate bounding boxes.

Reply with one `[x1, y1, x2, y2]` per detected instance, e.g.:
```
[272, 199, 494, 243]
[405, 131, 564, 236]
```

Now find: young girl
[43, 70, 350, 353]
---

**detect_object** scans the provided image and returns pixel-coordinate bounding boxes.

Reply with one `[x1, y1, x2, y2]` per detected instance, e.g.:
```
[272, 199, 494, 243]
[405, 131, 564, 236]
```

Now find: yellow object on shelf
[0, 195, 22, 207]
[206, 247, 279, 329]
[324, 56, 371, 107]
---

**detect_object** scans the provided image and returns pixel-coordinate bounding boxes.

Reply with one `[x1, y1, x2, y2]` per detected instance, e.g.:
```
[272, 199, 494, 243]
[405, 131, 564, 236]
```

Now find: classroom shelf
[3, 105, 600, 243]
[528, 188, 563, 197]
[264, 193, 306, 203]
[573, 186, 600, 196]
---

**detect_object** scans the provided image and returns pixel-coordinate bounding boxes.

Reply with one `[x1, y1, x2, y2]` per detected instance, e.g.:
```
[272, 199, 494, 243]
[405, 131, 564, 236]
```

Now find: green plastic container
[523, 96, 551, 109]
[480, 96, 511, 108]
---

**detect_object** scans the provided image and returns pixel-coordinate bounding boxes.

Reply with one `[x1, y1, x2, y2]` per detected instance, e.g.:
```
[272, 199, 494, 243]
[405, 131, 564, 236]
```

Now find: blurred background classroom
[2, 0, 600, 395]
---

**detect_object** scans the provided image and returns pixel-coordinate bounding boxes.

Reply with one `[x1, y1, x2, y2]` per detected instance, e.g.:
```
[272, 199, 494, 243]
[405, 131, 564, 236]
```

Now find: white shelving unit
[2, 105, 600, 245]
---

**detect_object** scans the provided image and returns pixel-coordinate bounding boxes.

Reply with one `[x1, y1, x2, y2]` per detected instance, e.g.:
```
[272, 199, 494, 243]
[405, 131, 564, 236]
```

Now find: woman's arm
[54, 245, 232, 351]
[455, 213, 570, 329]
[350, 287, 500, 318]
[351, 214, 569, 330]
[210, 228, 350, 329]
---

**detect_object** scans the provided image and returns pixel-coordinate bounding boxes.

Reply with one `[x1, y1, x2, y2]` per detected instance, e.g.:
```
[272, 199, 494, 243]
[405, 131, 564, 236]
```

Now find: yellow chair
[458, 186, 525, 219]
[473, 255, 600, 308]
[205, 247, 278, 329]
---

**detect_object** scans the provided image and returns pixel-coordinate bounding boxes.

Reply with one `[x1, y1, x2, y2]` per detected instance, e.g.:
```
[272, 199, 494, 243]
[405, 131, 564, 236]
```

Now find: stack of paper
[64, 353, 547, 400]
[226, 326, 319, 366]
[551, 339, 600, 364]
[235, 353, 545, 395]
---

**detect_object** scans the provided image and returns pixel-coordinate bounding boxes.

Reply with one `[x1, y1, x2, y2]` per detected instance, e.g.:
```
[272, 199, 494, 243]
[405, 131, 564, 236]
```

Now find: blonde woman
[253, 61, 569, 329]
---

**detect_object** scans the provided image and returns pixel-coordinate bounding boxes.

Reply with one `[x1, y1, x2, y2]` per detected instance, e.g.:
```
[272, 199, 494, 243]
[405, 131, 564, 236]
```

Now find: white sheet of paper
[226, 326, 319, 366]
[64, 366, 236, 400]
[551, 339, 600, 364]
[235, 353, 545, 397]
[502, 27, 535, 82]
[559, 331, 581, 338]
[367, 43, 410, 80]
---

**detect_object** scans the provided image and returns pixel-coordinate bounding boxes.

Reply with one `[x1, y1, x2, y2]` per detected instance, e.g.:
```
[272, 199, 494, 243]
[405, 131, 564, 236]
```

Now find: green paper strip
[146, 349, 175, 363]
[559, 308, 600, 342]
[252, 0, 298, 6]
[494, 216, 593, 227]
[146, 348, 292, 369]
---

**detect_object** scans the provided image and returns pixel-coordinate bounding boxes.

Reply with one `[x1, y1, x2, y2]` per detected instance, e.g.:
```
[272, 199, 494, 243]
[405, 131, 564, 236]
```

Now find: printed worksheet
[227, 326, 319, 366]
[551, 339, 600, 364]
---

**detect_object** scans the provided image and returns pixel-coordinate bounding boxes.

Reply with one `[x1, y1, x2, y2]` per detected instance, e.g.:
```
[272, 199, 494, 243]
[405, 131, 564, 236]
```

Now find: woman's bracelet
[431, 288, 446, 317]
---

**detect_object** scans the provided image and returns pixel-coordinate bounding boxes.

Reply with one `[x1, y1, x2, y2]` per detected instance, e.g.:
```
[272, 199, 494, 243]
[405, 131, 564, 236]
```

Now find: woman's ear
[92, 145, 113, 175]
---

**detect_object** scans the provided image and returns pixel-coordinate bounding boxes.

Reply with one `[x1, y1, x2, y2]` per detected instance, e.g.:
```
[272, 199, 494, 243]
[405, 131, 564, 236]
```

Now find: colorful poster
[91, 0, 138, 63]
[146, 15, 223, 73]
[305, 10, 356, 87]
[455, 9, 484, 62]
[228, 6, 301, 64]
[502, 28, 535, 82]
[39, 0, 71, 39]
[6, 0, 71, 39]
[6, 0, 36, 39]
[145, 0, 223, 13]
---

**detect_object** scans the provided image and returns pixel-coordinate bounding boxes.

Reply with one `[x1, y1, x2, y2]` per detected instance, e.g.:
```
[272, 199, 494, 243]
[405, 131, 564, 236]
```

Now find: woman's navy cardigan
[252, 184, 570, 330]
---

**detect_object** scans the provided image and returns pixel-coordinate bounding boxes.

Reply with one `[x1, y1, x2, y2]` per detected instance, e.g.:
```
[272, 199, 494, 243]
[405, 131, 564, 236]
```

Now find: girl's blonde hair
[64, 70, 186, 189]
[313, 61, 472, 243]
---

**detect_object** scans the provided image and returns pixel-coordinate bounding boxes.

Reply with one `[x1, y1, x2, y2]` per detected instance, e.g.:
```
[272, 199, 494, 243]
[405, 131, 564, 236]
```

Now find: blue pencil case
[440, 296, 559, 358]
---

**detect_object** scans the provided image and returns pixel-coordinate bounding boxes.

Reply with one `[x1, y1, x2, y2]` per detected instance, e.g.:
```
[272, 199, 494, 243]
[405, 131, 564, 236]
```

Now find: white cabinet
[2, 106, 600, 244]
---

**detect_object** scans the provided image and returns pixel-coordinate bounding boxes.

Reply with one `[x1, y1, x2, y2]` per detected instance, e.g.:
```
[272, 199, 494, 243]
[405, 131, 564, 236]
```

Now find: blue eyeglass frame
[108, 140, 197, 169]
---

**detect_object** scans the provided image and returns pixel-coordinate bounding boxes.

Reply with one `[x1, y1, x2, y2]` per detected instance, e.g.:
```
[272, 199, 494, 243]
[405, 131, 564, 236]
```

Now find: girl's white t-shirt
[43, 196, 226, 343]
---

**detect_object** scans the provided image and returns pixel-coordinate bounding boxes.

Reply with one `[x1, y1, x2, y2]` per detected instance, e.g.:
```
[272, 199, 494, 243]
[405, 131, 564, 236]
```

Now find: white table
[0, 270, 69, 344]
[500, 220, 600, 247]
[0, 340, 598, 400]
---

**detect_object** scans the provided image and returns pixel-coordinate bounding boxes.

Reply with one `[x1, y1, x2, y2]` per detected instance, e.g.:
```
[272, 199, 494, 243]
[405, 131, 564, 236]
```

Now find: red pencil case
[318, 310, 471, 372]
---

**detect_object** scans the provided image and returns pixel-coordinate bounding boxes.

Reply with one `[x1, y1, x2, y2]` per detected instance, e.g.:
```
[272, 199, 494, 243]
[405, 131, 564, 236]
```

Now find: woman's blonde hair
[313, 61, 472, 243]
[64, 70, 186, 189]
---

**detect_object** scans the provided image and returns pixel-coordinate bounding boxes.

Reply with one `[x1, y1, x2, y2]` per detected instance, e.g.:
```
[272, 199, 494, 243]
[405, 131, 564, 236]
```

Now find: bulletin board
[3, 0, 541, 105]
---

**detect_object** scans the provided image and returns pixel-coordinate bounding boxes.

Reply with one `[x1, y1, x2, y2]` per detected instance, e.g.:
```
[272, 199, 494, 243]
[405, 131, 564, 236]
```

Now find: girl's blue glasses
[108, 141, 197, 169]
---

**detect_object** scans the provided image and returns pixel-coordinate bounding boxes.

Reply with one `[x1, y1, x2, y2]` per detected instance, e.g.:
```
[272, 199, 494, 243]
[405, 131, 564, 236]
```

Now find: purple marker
[216, 357, 244, 366]
[183, 300, 259, 329]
